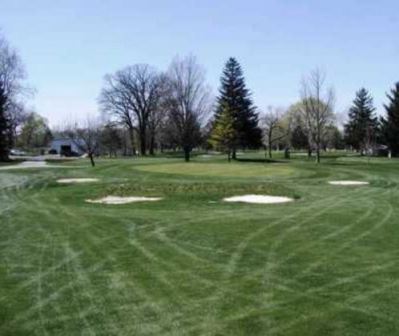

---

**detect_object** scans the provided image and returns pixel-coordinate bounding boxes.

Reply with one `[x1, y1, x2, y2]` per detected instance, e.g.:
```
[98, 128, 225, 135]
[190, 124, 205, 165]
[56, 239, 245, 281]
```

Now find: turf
[0, 153, 398, 335]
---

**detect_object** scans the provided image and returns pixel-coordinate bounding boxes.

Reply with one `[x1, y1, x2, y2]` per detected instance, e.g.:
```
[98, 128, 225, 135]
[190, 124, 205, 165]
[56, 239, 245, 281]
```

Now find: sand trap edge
[57, 178, 99, 184]
[86, 196, 163, 205]
[223, 194, 294, 204]
[329, 181, 369, 186]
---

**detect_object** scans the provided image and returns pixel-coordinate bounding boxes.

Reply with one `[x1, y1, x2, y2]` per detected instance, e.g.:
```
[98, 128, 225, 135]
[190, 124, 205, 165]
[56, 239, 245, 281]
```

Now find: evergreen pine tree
[382, 83, 399, 156]
[344, 88, 378, 152]
[209, 103, 236, 161]
[213, 58, 262, 159]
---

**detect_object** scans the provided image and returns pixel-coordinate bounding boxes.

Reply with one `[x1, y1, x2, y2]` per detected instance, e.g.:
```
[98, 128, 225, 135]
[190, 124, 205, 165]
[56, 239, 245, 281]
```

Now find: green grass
[1, 153, 399, 335]
[135, 161, 297, 178]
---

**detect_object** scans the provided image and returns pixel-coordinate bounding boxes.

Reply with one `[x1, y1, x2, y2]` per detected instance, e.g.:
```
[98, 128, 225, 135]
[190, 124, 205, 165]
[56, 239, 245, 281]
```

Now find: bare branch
[63, 117, 102, 167]
[99, 64, 164, 155]
[165, 55, 212, 161]
[300, 68, 335, 163]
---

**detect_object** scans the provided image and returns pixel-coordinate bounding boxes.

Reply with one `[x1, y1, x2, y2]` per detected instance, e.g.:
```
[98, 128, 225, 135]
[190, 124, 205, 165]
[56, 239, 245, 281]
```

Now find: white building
[50, 138, 85, 156]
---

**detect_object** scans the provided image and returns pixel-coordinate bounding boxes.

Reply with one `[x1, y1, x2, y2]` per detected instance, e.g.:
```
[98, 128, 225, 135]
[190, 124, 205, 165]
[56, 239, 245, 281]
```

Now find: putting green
[135, 162, 297, 177]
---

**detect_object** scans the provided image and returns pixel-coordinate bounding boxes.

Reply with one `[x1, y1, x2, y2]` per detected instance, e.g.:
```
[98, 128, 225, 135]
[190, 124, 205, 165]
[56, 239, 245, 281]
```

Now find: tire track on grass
[252, 197, 396, 335]
[265, 261, 399, 335]
[284, 195, 394, 290]
[4, 257, 109, 332]
[4, 196, 110, 330]
[254, 187, 369, 334]
[261, 186, 383, 280]
[214, 258, 397, 336]
[260, 186, 374, 288]
[2, 206, 114, 332]
[36, 229, 51, 336]
[53, 201, 131, 335]
[189, 191, 353, 335]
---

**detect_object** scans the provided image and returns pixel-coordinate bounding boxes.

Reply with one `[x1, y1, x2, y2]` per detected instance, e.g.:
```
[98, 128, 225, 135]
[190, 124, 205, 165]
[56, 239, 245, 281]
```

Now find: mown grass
[0, 153, 399, 335]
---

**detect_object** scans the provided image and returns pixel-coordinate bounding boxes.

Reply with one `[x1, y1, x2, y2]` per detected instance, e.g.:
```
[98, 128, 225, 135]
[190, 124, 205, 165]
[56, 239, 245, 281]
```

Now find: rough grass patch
[103, 182, 299, 200]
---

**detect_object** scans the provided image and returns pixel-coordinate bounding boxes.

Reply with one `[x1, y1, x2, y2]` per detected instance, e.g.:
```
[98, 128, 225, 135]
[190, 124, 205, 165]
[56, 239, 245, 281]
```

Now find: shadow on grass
[0, 158, 25, 166]
[235, 158, 286, 164]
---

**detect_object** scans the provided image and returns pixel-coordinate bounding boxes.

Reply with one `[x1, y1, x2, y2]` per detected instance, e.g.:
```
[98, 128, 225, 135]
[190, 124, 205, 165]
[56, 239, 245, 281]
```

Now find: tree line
[1, 31, 399, 164]
[98, 55, 213, 161]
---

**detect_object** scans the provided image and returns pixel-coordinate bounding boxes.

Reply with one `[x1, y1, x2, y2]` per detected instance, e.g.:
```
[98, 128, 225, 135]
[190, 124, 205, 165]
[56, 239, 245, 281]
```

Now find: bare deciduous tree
[100, 122, 122, 157]
[99, 77, 136, 155]
[0, 35, 27, 161]
[65, 118, 101, 167]
[262, 106, 287, 159]
[99, 64, 163, 156]
[300, 69, 335, 163]
[148, 74, 169, 155]
[7, 101, 27, 147]
[165, 55, 211, 162]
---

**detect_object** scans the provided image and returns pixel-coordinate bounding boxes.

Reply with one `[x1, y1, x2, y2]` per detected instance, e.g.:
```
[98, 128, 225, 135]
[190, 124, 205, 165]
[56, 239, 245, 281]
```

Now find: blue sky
[2, 0, 398, 125]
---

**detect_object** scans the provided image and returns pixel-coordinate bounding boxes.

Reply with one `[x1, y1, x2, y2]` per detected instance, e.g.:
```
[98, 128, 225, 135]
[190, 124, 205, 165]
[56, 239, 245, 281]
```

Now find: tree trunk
[307, 148, 312, 158]
[316, 145, 320, 164]
[128, 127, 136, 156]
[149, 133, 155, 155]
[0, 127, 9, 161]
[123, 141, 127, 156]
[184, 147, 190, 162]
[89, 153, 95, 167]
[268, 139, 272, 159]
[284, 147, 290, 159]
[139, 126, 146, 156]
[0, 106, 10, 162]
[0, 150, 9, 162]
[232, 147, 237, 160]
[227, 150, 231, 162]
[316, 127, 321, 163]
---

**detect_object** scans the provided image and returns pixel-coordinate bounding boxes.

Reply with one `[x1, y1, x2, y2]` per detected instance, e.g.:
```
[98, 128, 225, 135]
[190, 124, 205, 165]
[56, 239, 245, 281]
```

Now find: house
[49, 138, 85, 156]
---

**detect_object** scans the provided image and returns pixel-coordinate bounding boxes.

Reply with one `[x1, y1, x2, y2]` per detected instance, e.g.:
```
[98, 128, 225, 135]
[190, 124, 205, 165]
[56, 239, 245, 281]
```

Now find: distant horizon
[2, 0, 398, 126]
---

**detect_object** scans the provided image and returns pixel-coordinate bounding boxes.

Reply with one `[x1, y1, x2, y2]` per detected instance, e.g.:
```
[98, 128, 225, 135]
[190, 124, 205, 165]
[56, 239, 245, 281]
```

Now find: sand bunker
[57, 178, 99, 184]
[223, 194, 294, 204]
[86, 196, 163, 204]
[329, 181, 369, 186]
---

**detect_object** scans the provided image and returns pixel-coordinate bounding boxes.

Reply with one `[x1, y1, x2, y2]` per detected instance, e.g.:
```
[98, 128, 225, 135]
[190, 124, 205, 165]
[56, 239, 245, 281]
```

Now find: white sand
[223, 194, 294, 204]
[86, 196, 163, 204]
[57, 178, 99, 184]
[329, 181, 369, 186]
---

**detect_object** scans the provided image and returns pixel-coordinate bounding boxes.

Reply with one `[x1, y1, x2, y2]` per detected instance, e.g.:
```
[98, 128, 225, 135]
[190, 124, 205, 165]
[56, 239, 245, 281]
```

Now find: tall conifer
[382, 83, 399, 155]
[213, 58, 262, 159]
[344, 88, 378, 152]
